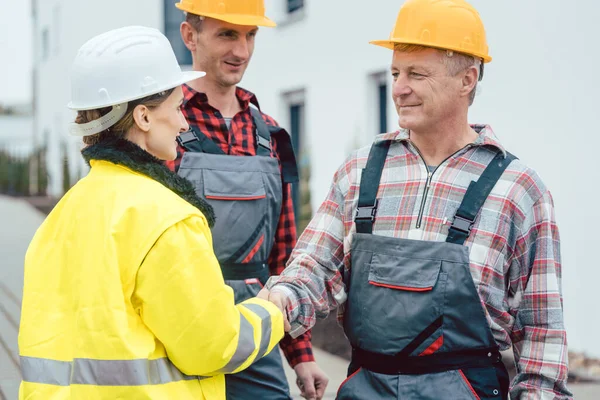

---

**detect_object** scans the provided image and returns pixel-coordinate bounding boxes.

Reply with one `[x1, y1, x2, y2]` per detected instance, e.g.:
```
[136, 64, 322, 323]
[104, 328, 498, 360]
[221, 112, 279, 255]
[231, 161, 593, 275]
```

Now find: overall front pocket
[202, 169, 269, 262]
[359, 253, 448, 355]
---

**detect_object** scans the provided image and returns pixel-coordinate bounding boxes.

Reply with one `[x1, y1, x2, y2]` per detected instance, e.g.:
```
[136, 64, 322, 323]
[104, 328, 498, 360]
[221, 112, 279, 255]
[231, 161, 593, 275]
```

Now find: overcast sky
[0, 0, 32, 106]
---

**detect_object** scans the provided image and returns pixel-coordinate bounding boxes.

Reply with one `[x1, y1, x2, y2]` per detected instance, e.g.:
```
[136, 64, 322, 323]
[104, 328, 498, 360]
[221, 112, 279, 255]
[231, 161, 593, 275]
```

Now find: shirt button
[488, 352, 492, 357]
[493, 389, 499, 395]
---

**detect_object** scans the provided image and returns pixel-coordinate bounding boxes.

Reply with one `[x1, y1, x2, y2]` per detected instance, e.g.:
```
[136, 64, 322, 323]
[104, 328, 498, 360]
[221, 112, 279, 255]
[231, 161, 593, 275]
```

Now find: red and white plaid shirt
[268, 125, 571, 399]
[166, 85, 314, 368]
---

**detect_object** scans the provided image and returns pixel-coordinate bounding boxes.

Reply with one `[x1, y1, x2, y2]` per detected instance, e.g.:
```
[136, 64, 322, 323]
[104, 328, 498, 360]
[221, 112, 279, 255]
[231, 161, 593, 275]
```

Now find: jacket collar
[377, 124, 507, 157]
[81, 137, 215, 227]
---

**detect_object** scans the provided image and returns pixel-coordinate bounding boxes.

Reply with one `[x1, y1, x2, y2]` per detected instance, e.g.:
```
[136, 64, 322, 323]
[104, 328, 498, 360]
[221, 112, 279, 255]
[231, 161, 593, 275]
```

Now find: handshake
[257, 287, 292, 333]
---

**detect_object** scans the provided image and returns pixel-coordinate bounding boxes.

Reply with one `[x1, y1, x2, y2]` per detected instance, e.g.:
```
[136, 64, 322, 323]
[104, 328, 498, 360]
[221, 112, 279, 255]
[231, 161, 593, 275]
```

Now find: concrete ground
[0, 196, 45, 400]
[0, 195, 598, 399]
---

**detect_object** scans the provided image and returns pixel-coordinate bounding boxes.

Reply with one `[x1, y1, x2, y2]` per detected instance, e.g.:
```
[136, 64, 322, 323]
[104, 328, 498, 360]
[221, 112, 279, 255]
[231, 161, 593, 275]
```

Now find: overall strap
[250, 106, 273, 157]
[176, 125, 226, 155]
[446, 151, 517, 245]
[250, 107, 299, 184]
[354, 140, 392, 234]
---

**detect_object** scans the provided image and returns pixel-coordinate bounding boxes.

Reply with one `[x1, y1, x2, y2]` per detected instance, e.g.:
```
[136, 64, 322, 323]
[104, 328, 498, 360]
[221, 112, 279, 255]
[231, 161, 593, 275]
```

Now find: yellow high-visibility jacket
[18, 139, 284, 399]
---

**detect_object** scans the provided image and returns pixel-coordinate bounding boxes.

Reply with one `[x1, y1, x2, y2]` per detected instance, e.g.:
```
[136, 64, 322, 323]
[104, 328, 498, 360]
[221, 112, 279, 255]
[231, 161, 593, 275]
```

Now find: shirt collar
[378, 124, 507, 156]
[182, 84, 261, 111]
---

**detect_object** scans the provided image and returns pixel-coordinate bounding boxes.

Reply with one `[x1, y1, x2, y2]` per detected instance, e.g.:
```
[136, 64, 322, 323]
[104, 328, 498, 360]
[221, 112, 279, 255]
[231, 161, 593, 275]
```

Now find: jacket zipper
[411, 143, 472, 229]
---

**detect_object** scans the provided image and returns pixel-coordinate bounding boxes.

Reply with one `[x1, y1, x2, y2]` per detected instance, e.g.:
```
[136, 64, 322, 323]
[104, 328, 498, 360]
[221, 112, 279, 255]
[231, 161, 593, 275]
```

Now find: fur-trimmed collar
[81, 137, 215, 227]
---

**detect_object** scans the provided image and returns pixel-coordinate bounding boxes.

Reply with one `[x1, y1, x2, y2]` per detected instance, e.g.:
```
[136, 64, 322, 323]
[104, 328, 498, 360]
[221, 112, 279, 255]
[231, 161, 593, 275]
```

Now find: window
[163, 0, 192, 65]
[41, 27, 49, 61]
[377, 80, 388, 134]
[283, 90, 311, 232]
[290, 102, 304, 225]
[287, 0, 304, 14]
[274, 0, 305, 25]
[370, 71, 389, 134]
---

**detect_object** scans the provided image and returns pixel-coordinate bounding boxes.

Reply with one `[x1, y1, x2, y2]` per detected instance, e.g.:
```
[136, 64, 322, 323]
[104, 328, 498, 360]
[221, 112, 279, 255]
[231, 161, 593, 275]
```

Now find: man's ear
[460, 65, 478, 99]
[132, 104, 151, 133]
[181, 21, 197, 52]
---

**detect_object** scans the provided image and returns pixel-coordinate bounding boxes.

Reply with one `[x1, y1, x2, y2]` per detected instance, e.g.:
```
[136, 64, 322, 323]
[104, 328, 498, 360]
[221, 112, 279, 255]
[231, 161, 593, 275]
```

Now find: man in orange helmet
[264, 0, 573, 398]
[167, 1, 328, 399]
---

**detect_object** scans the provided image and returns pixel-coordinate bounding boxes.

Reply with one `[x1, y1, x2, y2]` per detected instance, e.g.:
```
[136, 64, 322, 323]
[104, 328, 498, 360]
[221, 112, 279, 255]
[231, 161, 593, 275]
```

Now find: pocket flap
[203, 169, 266, 200]
[368, 255, 442, 291]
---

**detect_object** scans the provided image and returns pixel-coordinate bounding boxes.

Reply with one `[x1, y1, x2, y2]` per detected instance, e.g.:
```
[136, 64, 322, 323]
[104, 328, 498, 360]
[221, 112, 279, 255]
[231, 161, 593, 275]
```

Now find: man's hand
[256, 288, 291, 332]
[294, 362, 329, 400]
[257, 287, 270, 300]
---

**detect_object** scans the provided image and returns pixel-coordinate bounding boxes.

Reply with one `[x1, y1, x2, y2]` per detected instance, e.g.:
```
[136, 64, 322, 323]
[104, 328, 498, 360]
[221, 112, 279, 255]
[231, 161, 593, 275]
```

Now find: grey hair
[394, 44, 482, 106]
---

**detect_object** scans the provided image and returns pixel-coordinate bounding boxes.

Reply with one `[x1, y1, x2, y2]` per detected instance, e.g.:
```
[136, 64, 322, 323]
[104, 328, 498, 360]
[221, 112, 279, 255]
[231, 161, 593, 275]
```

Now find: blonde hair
[76, 89, 175, 146]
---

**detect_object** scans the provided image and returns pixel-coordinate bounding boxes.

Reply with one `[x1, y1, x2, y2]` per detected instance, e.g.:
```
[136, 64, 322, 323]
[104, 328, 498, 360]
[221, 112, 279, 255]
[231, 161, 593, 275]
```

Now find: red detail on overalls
[242, 234, 266, 263]
[419, 335, 444, 356]
[459, 370, 481, 400]
[337, 367, 362, 397]
[368, 281, 433, 292]
[244, 278, 264, 288]
[205, 195, 267, 201]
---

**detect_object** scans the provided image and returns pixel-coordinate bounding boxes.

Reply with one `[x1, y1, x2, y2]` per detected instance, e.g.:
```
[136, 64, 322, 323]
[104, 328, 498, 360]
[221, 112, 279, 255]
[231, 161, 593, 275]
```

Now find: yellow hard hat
[175, 0, 276, 28]
[370, 0, 491, 63]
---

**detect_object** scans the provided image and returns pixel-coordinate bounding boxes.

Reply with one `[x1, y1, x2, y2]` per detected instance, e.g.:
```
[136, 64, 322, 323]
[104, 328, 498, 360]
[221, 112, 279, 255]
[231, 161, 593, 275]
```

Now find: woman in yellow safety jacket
[18, 26, 284, 400]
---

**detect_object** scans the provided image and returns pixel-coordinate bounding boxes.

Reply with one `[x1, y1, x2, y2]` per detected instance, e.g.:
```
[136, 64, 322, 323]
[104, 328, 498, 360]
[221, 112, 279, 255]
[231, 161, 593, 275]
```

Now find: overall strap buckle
[354, 140, 392, 234]
[177, 130, 199, 146]
[256, 134, 271, 151]
[355, 200, 379, 222]
[177, 126, 226, 155]
[450, 214, 474, 234]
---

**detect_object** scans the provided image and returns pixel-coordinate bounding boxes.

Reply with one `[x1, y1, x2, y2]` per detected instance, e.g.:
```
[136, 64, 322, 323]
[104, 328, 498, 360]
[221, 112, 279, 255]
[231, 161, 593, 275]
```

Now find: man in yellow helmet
[168, 1, 328, 399]
[265, 0, 573, 398]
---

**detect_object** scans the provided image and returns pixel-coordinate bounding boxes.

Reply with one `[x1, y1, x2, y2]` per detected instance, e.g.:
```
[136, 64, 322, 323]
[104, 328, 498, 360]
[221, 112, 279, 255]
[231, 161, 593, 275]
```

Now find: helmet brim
[369, 39, 492, 63]
[67, 70, 206, 111]
[176, 4, 276, 27]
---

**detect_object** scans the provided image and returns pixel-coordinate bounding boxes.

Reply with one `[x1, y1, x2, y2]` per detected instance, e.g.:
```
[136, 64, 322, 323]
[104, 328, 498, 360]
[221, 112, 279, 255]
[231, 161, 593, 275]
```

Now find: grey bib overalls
[177, 108, 298, 399]
[338, 140, 514, 399]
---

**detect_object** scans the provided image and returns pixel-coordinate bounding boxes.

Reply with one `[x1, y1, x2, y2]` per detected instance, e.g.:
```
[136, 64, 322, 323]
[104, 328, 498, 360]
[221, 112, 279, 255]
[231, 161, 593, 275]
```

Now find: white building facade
[32, 0, 600, 356]
[31, 0, 176, 196]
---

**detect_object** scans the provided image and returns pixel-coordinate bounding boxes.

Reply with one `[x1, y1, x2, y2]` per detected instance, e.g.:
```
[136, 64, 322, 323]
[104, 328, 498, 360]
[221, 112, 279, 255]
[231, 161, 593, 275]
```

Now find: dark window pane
[164, 1, 192, 65]
[378, 83, 387, 134]
[290, 103, 302, 220]
[288, 0, 304, 13]
[42, 28, 49, 61]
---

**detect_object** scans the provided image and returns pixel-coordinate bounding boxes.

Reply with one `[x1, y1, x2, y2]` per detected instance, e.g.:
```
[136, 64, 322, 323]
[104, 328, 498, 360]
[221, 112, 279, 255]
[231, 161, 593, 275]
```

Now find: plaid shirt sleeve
[261, 113, 314, 367]
[508, 190, 571, 399]
[266, 169, 349, 339]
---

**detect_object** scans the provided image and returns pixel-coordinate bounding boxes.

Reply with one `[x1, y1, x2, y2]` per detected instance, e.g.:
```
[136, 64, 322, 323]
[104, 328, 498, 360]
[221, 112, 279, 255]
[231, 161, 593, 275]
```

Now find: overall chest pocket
[202, 169, 268, 263]
[362, 253, 448, 354]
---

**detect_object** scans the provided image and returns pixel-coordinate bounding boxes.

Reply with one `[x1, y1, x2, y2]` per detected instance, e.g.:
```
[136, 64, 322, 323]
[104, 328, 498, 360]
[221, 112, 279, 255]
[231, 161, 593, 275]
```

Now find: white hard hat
[68, 26, 205, 136]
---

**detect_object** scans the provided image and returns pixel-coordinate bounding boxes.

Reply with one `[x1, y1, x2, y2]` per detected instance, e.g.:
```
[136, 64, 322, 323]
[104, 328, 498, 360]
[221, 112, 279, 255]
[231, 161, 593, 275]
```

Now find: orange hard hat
[370, 0, 491, 62]
[175, 0, 276, 27]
